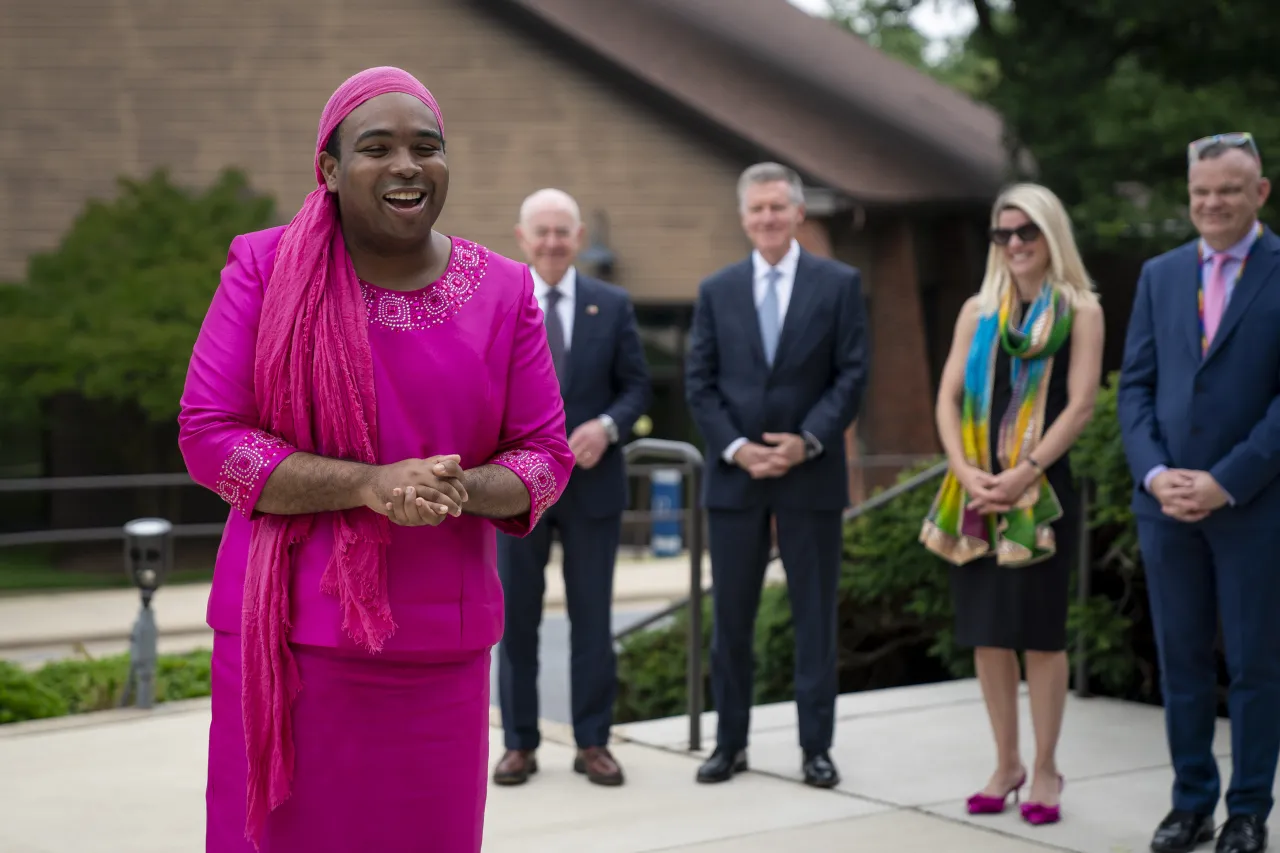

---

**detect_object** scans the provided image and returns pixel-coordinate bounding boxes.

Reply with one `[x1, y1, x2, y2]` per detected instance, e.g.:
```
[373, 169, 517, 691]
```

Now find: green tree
[0, 169, 276, 429]
[825, 0, 930, 68]
[969, 0, 1278, 251]
[823, 0, 999, 98]
[825, 0, 1279, 251]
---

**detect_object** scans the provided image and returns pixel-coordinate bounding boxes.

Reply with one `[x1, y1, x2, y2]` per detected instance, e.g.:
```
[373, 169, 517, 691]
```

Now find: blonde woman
[921, 183, 1104, 825]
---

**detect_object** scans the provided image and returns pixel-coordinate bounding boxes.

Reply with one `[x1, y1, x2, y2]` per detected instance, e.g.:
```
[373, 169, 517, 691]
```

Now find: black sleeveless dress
[948, 300, 1079, 652]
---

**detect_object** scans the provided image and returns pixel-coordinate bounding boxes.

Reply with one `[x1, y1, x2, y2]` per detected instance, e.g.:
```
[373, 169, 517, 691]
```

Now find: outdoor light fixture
[120, 517, 174, 709]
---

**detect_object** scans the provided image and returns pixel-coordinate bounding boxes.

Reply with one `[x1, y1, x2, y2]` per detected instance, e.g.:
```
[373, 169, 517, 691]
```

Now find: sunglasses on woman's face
[990, 223, 1042, 246]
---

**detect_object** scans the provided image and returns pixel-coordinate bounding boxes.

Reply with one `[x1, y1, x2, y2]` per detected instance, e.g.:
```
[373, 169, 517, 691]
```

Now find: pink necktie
[1203, 252, 1230, 346]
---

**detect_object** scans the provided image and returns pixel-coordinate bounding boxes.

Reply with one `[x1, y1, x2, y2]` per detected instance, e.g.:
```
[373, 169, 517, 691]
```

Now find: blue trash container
[649, 468, 683, 557]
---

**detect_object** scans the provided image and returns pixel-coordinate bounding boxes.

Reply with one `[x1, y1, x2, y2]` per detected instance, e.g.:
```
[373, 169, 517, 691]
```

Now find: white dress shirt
[532, 265, 576, 350]
[751, 238, 800, 331]
[724, 239, 817, 464]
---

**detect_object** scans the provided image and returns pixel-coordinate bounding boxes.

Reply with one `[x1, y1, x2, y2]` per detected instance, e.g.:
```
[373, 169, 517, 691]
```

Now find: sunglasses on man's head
[1188, 132, 1261, 165]
[989, 223, 1042, 246]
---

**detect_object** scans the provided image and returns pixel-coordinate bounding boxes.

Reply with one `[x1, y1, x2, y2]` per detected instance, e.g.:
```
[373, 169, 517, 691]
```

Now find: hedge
[0, 649, 212, 724]
[615, 371, 1162, 723]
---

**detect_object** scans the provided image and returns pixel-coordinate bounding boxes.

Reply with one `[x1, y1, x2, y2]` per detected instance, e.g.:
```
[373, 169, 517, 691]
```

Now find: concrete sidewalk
[0, 690, 1064, 853]
[0, 548, 759, 659]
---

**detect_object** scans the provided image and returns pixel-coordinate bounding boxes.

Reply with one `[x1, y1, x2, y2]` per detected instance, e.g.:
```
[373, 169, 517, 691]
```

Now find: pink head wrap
[242, 67, 444, 846]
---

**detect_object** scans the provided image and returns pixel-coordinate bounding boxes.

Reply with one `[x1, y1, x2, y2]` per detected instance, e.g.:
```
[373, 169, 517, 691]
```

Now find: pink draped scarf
[242, 67, 445, 847]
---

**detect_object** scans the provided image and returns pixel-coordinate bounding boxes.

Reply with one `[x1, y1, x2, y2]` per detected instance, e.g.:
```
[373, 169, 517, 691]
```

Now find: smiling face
[515, 195, 583, 286]
[993, 206, 1050, 287]
[740, 179, 804, 262]
[318, 92, 448, 252]
[1188, 148, 1270, 250]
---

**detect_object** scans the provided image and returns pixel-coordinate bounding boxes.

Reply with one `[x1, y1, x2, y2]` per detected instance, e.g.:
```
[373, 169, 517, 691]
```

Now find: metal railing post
[622, 439, 705, 753]
[1074, 479, 1093, 698]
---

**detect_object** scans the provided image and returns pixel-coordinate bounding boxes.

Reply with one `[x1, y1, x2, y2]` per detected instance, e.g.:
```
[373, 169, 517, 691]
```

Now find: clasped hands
[958, 461, 1041, 515]
[1150, 469, 1229, 523]
[362, 454, 469, 527]
[732, 433, 808, 479]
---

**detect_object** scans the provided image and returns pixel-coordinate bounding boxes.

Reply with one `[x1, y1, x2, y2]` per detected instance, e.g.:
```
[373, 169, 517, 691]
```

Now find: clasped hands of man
[365, 455, 470, 528]
[1148, 468, 1230, 523]
[731, 432, 809, 479]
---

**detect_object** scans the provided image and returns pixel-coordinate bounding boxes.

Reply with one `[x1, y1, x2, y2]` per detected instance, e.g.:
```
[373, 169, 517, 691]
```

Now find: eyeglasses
[989, 222, 1042, 246]
[1188, 132, 1261, 165]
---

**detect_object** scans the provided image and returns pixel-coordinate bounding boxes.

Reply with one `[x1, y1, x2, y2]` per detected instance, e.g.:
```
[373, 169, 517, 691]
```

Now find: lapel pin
[586, 304, 599, 315]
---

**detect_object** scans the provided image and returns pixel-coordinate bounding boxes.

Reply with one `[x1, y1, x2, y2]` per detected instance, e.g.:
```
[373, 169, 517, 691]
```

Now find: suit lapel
[566, 273, 594, 392]
[772, 251, 818, 368]
[1203, 228, 1280, 364]
[1178, 243, 1203, 361]
[732, 261, 768, 367]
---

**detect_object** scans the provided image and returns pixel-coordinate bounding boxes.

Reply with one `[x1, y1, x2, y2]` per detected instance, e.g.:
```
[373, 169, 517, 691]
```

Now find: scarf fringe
[920, 286, 1073, 569]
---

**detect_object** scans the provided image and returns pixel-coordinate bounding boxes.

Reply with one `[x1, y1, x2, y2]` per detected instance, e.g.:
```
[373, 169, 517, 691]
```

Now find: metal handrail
[620, 438, 706, 752]
[0, 473, 196, 492]
[611, 454, 1097, 727]
[610, 455, 949, 752]
[611, 460, 949, 644]
[0, 454, 939, 548]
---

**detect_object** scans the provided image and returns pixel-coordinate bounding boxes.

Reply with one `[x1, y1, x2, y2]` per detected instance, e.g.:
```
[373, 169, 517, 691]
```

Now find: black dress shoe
[696, 747, 747, 783]
[802, 751, 840, 788]
[1217, 814, 1267, 853]
[1150, 810, 1215, 853]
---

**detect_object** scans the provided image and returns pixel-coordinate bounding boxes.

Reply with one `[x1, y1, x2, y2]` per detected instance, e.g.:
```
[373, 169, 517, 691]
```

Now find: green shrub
[614, 586, 794, 724]
[615, 373, 1150, 722]
[0, 169, 276, 429]
[33, 649, 214, 714]
[0, 661, 69, 723]
[0, 649, 213, 724]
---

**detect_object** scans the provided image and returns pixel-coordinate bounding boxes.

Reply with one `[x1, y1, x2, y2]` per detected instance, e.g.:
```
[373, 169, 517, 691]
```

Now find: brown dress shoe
[573, 746, 625, 786]
[493, 749, 537, 785]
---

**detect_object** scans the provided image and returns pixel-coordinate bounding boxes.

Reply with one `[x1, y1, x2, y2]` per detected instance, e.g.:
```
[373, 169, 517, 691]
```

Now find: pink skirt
[206, 630, 491, 853]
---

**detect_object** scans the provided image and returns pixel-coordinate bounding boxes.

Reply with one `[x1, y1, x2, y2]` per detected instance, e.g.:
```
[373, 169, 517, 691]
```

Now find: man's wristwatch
[598, 415, 619, 444]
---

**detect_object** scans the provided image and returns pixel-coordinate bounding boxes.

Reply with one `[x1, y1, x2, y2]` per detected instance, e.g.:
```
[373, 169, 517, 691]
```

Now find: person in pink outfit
[177, 66, 573, 853]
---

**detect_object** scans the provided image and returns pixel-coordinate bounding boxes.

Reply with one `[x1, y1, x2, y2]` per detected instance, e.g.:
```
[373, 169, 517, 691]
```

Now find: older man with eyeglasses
[1118, 132, 1277, 853]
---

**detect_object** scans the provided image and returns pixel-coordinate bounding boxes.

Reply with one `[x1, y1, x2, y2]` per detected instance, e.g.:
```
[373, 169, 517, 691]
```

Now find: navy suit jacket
[684, 249, 868, 511]
[1117, 225, 1280, 528]
[554, 271, 651, 519]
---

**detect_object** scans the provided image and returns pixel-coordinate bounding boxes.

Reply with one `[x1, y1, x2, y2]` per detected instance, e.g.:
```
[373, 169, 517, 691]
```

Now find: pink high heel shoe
[1020, 774, 1065, 825]
[966, 771, 1027, 814]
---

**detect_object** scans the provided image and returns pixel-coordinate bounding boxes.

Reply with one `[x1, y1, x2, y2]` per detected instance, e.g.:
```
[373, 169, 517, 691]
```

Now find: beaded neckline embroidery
[360, 238, 489, 331]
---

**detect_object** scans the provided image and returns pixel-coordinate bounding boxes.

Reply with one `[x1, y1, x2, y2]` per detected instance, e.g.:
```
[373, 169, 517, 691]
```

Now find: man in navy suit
[493, 188, 651, 788]
[685, 162, 867, 788]
[1118, 134, 1277, 853]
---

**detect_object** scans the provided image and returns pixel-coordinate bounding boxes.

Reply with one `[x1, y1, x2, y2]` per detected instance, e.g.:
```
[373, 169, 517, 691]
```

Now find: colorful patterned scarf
[920, 284, 1073, 567]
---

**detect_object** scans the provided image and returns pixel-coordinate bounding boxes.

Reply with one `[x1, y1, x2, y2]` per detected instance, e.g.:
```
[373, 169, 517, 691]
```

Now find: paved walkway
[0, 651, 1269, 851]
[2, 557, 1273, 851]
[0, 687, 1065, 853]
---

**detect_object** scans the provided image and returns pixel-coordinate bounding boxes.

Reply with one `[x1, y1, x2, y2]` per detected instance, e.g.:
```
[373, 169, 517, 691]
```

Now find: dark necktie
[543, 287, 567, 380]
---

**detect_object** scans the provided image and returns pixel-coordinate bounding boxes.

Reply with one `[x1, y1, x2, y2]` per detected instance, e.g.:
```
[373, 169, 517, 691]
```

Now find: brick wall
[0, 0, 752, 298]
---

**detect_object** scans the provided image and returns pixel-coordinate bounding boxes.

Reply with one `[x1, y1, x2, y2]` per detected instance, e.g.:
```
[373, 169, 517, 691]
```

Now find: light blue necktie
[758, 267, 781, 365]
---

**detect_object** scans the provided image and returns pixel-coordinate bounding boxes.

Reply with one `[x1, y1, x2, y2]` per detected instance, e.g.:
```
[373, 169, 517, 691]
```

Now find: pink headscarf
[242, 67, 445, 846]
